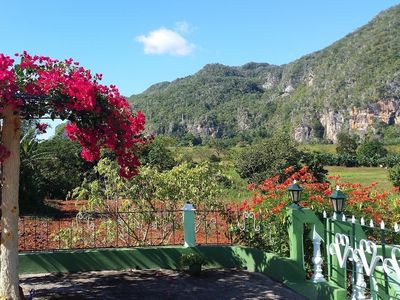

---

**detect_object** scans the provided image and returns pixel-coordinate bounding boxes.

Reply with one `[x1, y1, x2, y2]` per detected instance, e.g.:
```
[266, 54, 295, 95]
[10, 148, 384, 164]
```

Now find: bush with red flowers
[0, 52, 145, 177]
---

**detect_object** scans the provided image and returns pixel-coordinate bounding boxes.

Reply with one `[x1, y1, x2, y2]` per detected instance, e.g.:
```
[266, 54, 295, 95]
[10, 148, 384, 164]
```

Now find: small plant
[180, 252, 207, 266]
[181, 251, 207, 275]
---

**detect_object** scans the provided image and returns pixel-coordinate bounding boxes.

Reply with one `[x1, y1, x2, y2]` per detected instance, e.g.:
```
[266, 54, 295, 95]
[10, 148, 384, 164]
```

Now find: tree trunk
[0, 106, 21, 299]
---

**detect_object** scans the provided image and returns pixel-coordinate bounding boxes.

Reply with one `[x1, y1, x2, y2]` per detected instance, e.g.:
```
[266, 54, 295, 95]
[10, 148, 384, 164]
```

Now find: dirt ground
[20, 269, 307, 300]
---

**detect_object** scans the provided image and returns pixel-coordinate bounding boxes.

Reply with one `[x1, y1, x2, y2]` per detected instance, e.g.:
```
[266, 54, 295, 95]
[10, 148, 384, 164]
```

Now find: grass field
[325, 166, 392, 190]
[300, 143, 400, 154]
[299, 144, 337, 154]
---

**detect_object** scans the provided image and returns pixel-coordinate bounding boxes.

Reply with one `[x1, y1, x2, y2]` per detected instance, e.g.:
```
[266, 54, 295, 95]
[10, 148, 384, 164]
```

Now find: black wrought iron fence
[18, 208, 240, 252]
[18, 210, 183, 252]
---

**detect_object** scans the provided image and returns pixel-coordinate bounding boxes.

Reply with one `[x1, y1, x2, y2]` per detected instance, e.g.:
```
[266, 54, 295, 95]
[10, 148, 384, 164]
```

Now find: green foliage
[70, 158, 225, 247]
[337, 153, 358, 167]
[74, 158, 223, 211]
[19, 125, 93, 214]
[357, 137, 388, 159]
[389, 165, 400, 187]
[234, 133, 301, 183]
[383, 124, 400, 145]
[229, 216, 290, 255]
[180, 252, 207, 266]
[208, 154, 221, 163]
[300, 152, 328, 182]
[336, 132, 358, 156]
[139, 137, 176, 171]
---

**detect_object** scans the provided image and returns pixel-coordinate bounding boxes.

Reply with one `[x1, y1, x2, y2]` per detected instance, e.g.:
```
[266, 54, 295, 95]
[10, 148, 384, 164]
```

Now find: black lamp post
[288, 180, 303, 206]
[329, 186, 347, 214]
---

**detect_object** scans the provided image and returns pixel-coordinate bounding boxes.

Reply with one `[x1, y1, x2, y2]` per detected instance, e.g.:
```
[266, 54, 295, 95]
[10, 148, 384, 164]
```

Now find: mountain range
[129, 5, 400, 143]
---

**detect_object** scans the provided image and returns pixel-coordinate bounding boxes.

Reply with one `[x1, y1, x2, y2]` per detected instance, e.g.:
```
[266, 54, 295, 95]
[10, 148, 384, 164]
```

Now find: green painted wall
[19, 245, 344, 300]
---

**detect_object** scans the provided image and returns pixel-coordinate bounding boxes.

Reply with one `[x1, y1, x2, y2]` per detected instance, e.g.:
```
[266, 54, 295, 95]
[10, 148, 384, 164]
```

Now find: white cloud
[175, 21, 190, 33]
[136, 27, 194, 56]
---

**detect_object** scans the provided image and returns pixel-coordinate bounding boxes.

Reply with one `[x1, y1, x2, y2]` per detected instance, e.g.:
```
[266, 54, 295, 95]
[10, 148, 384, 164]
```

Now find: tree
[356, 137, 387, 158]
[336, 132, 358, 156]
[0, 52, 145, 298]
[139, 136, 176, 171]
[19, 133, 95, 214]
[234, 133, 301, 183]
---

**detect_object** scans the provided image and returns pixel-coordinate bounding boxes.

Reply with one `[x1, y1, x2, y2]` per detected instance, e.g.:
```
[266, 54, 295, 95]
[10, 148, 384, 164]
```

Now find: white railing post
[311, 226, 326, 283]
[351, 255, 367, 300]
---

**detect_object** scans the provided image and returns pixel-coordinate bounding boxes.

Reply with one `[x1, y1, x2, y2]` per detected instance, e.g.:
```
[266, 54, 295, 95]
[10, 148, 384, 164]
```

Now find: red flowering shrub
[0, 52, 145, 177]
[240, 166, 398, 224]
[241, 166, 331, 215]
[230, 166, 400, 253]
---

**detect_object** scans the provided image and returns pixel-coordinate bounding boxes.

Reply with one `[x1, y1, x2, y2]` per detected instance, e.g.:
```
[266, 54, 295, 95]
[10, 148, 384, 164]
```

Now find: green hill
[129, 5, 400, 143]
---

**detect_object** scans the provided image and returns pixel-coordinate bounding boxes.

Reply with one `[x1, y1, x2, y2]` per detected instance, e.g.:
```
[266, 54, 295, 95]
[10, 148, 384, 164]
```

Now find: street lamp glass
[288, 180, 303, 204]
[329, 186, 347, 213]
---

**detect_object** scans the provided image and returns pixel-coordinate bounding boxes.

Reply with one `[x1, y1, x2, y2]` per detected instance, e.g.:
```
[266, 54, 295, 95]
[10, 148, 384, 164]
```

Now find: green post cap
[288, 180, 304, 193]
[329, 186, 347, 199]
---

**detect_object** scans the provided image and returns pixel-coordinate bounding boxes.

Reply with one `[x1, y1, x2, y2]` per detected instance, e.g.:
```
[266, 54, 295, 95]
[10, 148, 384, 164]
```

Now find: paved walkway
[20, 269, 307, 300]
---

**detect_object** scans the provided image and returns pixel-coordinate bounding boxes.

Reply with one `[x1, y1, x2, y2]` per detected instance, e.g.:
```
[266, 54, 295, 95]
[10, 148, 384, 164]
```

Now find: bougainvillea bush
[0, 51, 146, 298]
[228, 166, 400, 255]
[0, 52, 145, 177]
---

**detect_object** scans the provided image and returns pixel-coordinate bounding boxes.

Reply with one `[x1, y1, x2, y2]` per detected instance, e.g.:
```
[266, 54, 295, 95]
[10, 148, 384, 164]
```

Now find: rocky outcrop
[299, 99, 400, 143]
[348, 99, 400, 135]
[282, 84, 294, 96]
[262, 74, 280, 90]
[186, 121, 221, 138]
[237, 109, 252, 131]
[294, 125, 313, 142]
[305, 70, 315, 87]
[319, 110, 346, 143]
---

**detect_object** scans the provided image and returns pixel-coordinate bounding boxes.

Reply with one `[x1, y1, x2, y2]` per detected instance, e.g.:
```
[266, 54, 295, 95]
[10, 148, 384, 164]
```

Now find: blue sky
[2, 0, 399, 96]
[1, 0, 399, 136]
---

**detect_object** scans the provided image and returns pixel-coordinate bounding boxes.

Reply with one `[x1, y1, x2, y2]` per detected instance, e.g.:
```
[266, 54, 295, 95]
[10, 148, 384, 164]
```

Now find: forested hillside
[129, 5, 400, 144]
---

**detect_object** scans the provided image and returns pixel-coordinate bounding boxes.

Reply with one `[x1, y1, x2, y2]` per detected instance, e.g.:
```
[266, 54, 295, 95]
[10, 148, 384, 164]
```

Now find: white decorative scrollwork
[329, 233, 399, 278]
[76, 211, 94, 230]
[356, 239, 382, 277]
[328, 233, 354, 268]
[238, 211, 260, 232]
[383, 247, 400, 276]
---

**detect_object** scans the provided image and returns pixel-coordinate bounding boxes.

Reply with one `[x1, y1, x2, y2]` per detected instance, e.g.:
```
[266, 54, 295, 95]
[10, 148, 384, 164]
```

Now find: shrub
[180, 252, 207, 266]
[229, 166, 398, 256]
[389, 165, 400, 187]
[140, 137, 176, 171]
[336, 132, 358, 156]
[300, 152, 328, 182]
[356, 154, 381, 167]
[234, 133, 301, 183]
[378, 154, 400, 168]
[208, 154, 221, 163]
[357, 137, 387, 158]
[336, 153, 358, 167]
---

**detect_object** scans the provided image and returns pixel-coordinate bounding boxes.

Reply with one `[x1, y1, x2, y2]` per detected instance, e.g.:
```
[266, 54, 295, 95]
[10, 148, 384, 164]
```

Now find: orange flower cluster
[237, 166, 400, 226]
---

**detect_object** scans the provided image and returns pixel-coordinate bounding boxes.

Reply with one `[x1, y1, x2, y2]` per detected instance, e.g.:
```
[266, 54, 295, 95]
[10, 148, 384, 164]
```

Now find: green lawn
[325, 166, 392, 190]
[300, 143, 400, 154]
[299, 144, 337, 154]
